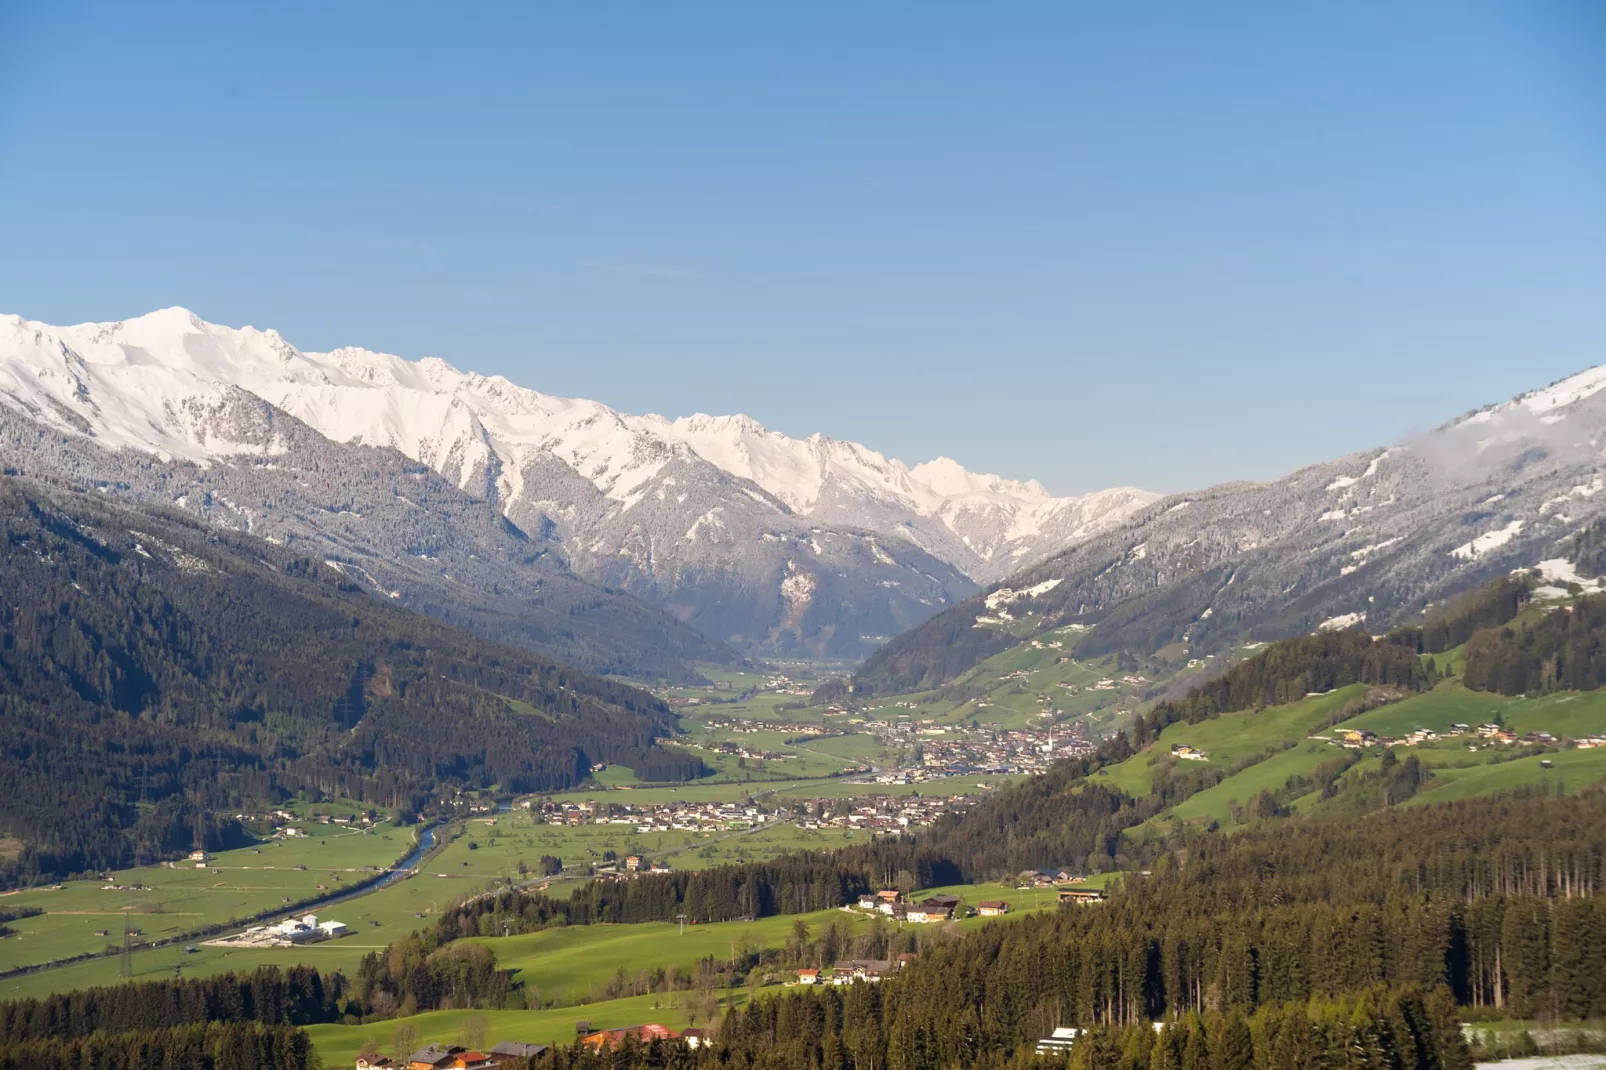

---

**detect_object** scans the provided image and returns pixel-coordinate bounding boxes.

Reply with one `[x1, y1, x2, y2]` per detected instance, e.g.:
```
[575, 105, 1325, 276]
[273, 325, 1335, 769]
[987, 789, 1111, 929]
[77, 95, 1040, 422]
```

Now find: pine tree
[1208, 1010, 1253, 1070]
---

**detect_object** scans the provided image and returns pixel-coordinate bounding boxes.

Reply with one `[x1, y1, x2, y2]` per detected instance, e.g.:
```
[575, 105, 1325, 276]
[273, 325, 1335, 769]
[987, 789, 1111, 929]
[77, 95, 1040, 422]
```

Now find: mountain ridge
[0, 307, 1155, 657]
[853, 361, 1606, 694]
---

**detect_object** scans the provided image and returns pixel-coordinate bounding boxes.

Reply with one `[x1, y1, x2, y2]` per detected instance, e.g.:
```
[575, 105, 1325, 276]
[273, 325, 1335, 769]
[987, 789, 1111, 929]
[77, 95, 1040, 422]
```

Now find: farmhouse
[1058, 888, 1106, 905]
[404, 1045, 494, 1070]
[582, 1024, 680, 1050]
[978, 900, 1010, 916]
[796, 968, 820, 984]
[486, 1042, 548, 1064]
[832, 959, 893, 984]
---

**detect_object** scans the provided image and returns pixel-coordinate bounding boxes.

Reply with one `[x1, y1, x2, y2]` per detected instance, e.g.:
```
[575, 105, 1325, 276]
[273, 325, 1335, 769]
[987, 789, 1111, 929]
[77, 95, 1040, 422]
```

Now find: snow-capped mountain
[856, 362, 1606, 692]
[0, 307, 1153, 657]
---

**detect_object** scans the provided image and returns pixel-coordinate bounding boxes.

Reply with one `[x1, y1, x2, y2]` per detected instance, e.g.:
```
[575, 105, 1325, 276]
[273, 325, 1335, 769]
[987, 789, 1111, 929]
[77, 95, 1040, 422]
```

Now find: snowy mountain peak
[0, 307, 1158, 583]
[911, 456, 1051, 501]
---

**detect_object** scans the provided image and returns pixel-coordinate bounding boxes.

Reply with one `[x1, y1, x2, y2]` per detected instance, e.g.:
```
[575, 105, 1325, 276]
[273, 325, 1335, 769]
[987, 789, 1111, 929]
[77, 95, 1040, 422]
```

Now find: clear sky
[2, 3, 1603, 495]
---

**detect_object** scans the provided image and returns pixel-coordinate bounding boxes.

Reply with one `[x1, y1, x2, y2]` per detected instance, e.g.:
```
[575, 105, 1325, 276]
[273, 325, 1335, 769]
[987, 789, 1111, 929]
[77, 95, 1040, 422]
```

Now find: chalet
[797, 968, 820, 984]
[447, 1054, 494, 1070]
[682, 1028, 707, 1049]
[582, 1024, 679, 1050]
[978, 900, 1010, 916]
[188, 850, 211, 863]
[1058, 888, 1106, 905]
[857, 894, 880, 911]
[355, 1055, 396, 1070]
[486, 1042, 547, 1066]
[625, 855, 642, 872]
[1169, 744, 1208, 761]
[405, 1045, 463, 1070]
[832, 959, 892, 984]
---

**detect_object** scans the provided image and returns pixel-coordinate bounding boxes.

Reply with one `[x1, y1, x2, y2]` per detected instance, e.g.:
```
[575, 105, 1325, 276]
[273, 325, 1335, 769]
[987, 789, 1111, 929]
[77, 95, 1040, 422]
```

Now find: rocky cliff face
[0, 308, 1152, 658]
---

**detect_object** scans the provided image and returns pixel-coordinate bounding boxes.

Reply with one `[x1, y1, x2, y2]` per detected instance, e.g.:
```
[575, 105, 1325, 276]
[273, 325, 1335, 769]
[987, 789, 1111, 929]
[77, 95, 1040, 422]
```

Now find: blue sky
[1, 3, 1603, 495]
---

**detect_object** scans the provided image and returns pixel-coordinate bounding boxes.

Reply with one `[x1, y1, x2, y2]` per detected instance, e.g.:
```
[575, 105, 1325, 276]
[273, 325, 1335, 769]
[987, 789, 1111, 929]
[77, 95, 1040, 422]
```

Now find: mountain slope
[0, 403, 730, 680]
[855, 364, 1606, 693]
[0, 308, 1153, 656]
[0, 476, 700, 883]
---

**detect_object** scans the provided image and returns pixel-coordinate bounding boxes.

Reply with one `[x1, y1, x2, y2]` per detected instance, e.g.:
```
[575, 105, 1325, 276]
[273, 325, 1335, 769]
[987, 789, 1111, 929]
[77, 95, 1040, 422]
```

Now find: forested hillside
[0, 407, 736, 680]
[0, 479, 704, 885]
[533, 791, 1606, 1069]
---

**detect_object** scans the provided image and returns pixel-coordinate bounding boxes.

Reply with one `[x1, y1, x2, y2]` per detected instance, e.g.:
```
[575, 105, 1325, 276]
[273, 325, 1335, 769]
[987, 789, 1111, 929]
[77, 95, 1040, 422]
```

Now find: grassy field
[470, 908, 855, 1005]
[1339, 685, 1606, 740]
[0, 809, 865, 1000]
[1093, 685, 1367, 799]
[1137, 740, 1340, 833]
[1400, 746, 1606, 807]
[481, 875, 1109, 1007]
[0, 823, 414, 975]
[304, 992, 725, 1067]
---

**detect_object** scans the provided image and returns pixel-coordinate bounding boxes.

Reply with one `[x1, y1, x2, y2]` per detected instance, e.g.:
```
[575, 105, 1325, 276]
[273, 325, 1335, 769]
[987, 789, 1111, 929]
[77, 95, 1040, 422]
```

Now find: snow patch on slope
[1450, 519, 1524, 561]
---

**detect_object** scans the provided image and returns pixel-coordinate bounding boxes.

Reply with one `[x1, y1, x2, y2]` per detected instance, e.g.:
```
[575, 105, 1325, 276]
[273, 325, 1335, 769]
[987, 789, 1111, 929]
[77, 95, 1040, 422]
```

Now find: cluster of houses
[1017, 868, 1090, 888]
[1323, 722, 1606, 751]
[581, 1023, 706, 1050]
[691, 739, 794, 762]
[849, 889, 1016, 922]
[356, 1041, 548, 1069]
[1010, 869, 1108, 903]
[904, 724, 1097, 777]
[796, 954, 920, 985]
[795, 793, 981, 833]
[207, 913, 347, 949]
[232, 808, 377, 832]
[522, 798, 767, 833]
[356, 1025, 714, 1066]
[852, 889, 966, 923]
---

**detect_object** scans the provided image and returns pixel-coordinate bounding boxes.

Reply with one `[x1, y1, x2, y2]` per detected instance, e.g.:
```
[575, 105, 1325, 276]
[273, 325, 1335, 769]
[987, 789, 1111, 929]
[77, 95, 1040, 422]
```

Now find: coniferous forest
[0, 479, 704, 885]
[6, 790, 1603, 1068]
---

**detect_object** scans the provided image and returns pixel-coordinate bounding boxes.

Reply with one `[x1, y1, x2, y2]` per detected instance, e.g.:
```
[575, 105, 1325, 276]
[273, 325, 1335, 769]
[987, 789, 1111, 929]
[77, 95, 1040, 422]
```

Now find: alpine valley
[0, 308, 1156, 664]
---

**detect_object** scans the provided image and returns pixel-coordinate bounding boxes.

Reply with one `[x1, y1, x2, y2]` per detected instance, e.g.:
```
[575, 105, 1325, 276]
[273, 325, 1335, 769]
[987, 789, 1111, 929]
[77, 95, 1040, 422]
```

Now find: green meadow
[304, 992, 722, 1067]
[1338, 684, 1606, 740]
[0, 809, 861, 1001]
[1094, 685, 1367, 799]
[1400, 746, 1606, 807]
[0, 823, 414, 976]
